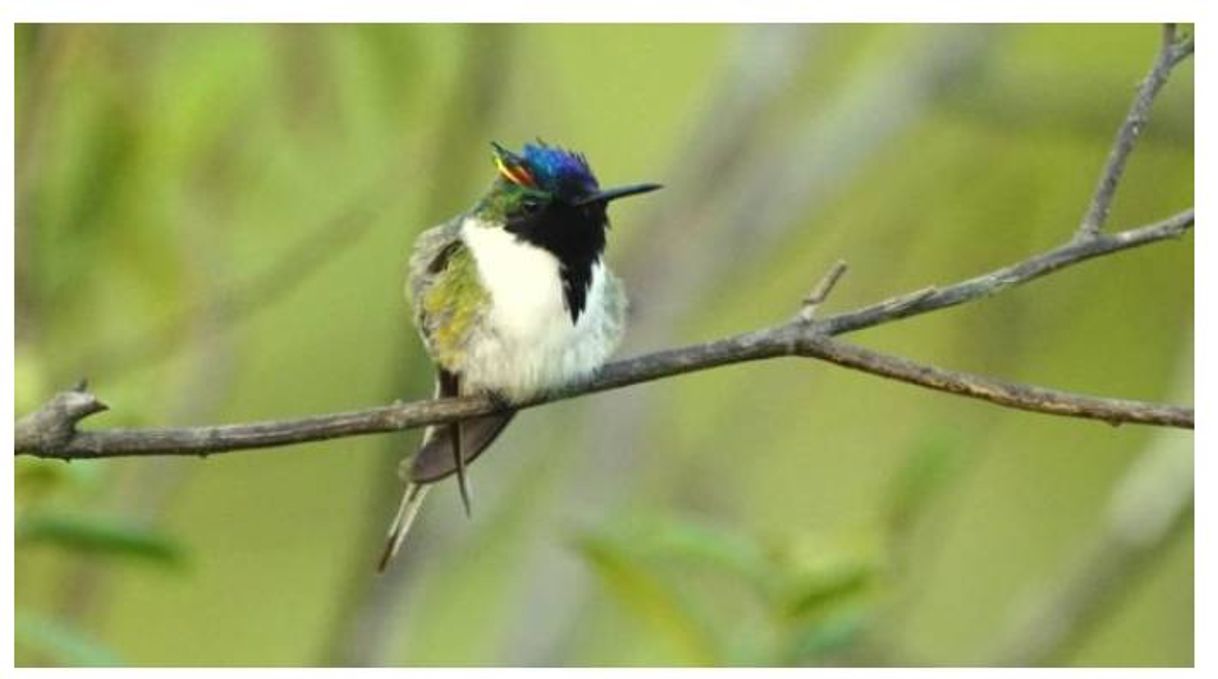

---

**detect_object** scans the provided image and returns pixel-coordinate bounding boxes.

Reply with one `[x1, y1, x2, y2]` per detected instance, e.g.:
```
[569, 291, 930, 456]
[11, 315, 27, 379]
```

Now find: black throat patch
[505, 202, 608, 323]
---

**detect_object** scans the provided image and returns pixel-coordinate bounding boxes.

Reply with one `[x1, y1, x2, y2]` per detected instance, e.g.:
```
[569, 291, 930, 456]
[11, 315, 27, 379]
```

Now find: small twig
[1076, 24, 1192, 239]
[798, 259, 849, 322]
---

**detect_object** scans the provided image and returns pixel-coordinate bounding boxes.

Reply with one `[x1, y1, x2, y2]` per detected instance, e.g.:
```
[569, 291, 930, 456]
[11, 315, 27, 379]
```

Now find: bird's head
[471, 141, 661, 245]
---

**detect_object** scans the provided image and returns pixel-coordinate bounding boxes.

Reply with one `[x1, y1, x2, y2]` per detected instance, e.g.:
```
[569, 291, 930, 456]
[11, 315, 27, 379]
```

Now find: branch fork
[1075, 24, 1193, 242]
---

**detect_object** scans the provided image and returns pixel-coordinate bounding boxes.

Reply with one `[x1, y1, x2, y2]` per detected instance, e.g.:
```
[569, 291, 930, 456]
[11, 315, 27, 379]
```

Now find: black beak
[575, 182, 663, 206]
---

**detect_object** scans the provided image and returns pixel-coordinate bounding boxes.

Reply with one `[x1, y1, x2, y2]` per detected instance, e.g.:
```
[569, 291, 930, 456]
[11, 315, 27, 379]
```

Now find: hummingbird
[377, 140, 662, 571]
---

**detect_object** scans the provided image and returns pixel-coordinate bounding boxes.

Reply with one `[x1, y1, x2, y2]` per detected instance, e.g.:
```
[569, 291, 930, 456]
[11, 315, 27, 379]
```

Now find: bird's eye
[521, 198, 543, 214]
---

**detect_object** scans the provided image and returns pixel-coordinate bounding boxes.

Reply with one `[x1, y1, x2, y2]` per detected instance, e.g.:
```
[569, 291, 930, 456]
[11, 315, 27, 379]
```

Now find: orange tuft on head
[494, 154, 536, 188]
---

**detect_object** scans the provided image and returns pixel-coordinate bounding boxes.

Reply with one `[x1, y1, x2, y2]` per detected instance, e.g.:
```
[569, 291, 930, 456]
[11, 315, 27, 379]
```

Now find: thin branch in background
[64, 193, 388, 383]
[626, 24, 819, 263]
[1076, 24, 1193, 239]
[989, 414, 1194, 666]
[56, 185, 248, 627]
[57, 59, 432, 384]
[14, 27, 72, 349]
[322, 24, 516, 668]
[625, 26, 997, 333]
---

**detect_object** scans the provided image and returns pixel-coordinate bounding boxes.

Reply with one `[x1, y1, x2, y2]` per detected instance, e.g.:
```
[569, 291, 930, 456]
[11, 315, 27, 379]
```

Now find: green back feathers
[419, 242, 488, 368]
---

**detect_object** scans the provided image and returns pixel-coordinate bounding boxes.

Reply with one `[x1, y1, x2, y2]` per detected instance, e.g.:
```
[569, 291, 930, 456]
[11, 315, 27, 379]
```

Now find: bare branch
[14, 206, 1194, 461]
[1076, 24, 1193, 239]
[790, 336, 1192, 429]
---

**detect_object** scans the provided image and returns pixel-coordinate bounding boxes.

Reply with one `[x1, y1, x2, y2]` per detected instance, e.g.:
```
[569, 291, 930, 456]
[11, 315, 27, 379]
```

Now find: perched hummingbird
[378, 141, 661, 570]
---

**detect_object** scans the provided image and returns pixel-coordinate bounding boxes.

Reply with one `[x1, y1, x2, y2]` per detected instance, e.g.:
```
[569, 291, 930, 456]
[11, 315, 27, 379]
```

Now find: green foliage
[784, 605, 871, 662]
[17, 511, 188, 568]
[576, 513, 887, 665]
[15, 612, 123, 667]
[15, 458, 102, 506]
[884, 429, 966, 540]
[575, 529, 723, 665]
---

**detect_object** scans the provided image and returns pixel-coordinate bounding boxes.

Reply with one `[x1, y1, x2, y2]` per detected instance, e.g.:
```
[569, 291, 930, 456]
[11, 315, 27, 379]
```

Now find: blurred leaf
[14, 458, 104, 508]
[885, 430, 964, 536]
[14, 349, 49, 414]
[575, 532, 722, 665]
[16, 511, 187, 568]
[784, 561, 875, 619]
[15, 460, 77, 505]
[615, 514, 774, 597]
[770, 531, 883, 620]
[15, 611, 123, 666]
[784, 604, 872, 663]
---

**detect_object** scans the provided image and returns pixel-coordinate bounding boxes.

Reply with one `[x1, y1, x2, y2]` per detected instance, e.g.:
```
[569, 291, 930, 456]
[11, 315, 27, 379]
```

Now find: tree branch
[13, 205, 1194, 461]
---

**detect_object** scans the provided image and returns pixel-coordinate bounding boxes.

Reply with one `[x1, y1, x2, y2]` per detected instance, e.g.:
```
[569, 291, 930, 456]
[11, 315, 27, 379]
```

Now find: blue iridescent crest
[492, 141, 600, 200]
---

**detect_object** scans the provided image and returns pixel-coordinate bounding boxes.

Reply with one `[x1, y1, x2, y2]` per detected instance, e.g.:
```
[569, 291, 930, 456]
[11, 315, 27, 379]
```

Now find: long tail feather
[377, 482, 431, 572]
[452, 419, 472, 517]
[439, 370, 473, 517]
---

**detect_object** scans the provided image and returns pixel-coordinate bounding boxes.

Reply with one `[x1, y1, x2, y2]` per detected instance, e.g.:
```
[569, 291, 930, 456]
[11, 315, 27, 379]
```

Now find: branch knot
[15, 384, 109, 457]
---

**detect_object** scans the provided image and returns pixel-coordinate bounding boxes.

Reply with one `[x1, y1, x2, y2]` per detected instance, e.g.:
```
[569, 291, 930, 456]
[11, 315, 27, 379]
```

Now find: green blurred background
[13, 24, 1193, 667]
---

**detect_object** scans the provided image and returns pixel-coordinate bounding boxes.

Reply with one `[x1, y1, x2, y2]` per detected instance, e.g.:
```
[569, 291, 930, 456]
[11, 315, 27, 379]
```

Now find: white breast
[459, 217, 624, 400]
[462, 218, 569, 342]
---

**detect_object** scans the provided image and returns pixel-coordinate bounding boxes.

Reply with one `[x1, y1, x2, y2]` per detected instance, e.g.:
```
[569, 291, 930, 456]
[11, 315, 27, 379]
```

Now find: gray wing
[407, 216, 462, 301]
[402, 217, 517, 484]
